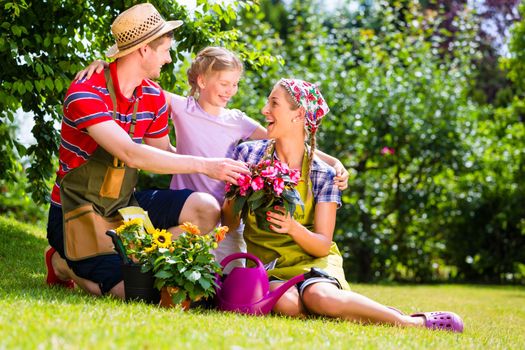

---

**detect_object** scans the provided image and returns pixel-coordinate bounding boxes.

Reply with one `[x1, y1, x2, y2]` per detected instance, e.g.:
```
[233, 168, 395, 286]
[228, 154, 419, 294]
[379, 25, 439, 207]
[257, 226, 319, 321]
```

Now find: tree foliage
[0, 0, 278, 203]
[242, 0, 524, 283]
[2, 0, 524, 284]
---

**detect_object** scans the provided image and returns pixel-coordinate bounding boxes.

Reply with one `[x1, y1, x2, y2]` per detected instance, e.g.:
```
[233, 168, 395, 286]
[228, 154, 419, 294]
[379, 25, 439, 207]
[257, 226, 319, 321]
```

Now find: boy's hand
[75, 60, 108, 81]
[333, 161, 349, 191]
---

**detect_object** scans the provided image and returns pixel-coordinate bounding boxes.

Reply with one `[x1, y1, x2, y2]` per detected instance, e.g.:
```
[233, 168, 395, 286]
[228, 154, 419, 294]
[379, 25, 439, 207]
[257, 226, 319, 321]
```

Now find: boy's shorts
[46, 188, 193, 294]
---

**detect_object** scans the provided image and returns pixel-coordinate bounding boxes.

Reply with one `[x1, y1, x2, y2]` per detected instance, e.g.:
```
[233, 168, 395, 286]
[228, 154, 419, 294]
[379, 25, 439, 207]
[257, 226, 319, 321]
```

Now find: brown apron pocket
[99, 166, 125, 199]
[64, 204, 122, 260]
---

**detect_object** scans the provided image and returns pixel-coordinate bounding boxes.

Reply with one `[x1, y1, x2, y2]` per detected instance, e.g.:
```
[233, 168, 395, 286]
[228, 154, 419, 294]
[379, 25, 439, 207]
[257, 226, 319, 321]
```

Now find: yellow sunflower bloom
[143, 244, 157, 254]
[180, 222, 201, 235]
[153, 229, 172, 248]
[115, 218, 144, 235]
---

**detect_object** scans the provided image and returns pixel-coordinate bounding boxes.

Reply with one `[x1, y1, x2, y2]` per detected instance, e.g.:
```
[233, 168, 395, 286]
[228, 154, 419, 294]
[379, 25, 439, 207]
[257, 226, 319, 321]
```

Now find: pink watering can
[215, 252, 308, 316]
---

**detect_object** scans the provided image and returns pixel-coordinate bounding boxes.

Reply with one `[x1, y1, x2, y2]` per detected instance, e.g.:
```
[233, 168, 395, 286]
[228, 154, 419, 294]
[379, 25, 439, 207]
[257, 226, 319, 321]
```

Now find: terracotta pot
[159, 286, 191, 310]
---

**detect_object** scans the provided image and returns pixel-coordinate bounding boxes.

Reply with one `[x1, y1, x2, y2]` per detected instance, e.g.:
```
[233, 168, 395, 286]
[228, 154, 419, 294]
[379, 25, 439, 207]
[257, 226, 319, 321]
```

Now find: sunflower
[143, 244, 158, 254]
[115, 218, 143, 235]
[180, 222, 201, 235]
[153, 229, 172, 249]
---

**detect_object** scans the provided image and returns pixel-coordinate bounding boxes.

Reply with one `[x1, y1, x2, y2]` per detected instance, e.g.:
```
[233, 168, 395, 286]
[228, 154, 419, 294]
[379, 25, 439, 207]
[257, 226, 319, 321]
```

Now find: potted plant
[225, 158, 304, 231]
[115, 215, 227, 308]
[145, 222, 227, 307]
[114, 217, 160, 304]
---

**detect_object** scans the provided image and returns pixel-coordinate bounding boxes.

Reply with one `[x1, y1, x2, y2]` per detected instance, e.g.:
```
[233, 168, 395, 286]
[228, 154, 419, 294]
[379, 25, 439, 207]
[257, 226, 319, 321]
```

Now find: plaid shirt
[233, 140, 342, 207]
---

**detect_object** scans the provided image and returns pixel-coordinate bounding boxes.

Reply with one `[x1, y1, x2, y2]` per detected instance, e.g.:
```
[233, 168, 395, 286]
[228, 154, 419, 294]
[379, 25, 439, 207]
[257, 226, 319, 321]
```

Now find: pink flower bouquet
[225, 158, 304, 231]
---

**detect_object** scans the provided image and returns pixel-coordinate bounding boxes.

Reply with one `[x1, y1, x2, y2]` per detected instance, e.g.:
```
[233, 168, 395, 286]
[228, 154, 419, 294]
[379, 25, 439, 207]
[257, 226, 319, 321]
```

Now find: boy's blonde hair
[187, 46, 244, 96]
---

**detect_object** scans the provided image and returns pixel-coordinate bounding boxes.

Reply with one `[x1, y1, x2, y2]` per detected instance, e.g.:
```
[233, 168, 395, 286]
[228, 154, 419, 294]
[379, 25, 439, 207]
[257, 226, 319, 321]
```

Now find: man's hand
[203, 158, 249, 185]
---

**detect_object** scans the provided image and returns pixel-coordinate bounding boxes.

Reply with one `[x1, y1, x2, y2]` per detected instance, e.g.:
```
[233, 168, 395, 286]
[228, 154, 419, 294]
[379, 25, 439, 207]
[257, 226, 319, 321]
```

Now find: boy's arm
[162, 90, 178, 154]
[248, 125, 268, 140]
[248, 123, 348, 191]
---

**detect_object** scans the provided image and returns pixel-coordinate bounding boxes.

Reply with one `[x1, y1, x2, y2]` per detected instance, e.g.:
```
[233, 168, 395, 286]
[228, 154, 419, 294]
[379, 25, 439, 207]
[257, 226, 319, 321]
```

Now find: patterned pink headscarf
[279, 78, 330, 133]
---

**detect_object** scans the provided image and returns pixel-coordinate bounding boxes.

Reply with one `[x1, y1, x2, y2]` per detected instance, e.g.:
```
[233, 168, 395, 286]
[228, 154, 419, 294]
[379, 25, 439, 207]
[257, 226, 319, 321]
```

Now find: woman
[222, 78, 463, 332]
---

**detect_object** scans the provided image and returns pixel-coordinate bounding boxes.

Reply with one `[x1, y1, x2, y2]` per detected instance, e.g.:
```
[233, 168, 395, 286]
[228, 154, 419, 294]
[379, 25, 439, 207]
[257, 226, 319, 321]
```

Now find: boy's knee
[181, 192, 220, 231]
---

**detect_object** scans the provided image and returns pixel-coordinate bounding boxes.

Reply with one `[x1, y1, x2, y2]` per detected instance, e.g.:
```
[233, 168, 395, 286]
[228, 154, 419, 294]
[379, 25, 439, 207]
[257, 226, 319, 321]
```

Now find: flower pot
[122, 264, 160, 304]
[159, 286, 191, 310]
[254, 208, 272, 232]
[254, 199, 283, 232]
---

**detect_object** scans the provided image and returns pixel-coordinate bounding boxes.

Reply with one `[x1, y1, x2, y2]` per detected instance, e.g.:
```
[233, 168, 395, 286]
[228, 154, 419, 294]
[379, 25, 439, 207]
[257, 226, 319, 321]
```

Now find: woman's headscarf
[278, 78, 330, 134]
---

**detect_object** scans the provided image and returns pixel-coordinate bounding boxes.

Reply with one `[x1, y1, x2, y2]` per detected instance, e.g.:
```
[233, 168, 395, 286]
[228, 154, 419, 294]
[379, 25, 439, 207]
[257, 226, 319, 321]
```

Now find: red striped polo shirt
[50, 61, 169, 206]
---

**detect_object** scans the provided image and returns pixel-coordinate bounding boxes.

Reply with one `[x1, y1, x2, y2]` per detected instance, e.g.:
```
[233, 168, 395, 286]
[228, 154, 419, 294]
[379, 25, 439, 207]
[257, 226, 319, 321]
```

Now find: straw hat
[106, 3, 183, 59]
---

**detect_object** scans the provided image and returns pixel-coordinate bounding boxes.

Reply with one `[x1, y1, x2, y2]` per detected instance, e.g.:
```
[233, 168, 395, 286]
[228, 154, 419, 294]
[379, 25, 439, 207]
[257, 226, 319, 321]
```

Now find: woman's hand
[266, 204, 334, 257]
[74, 60, 108, 81]
[333, 161, 349, 191]
[266, 206, 301, 236]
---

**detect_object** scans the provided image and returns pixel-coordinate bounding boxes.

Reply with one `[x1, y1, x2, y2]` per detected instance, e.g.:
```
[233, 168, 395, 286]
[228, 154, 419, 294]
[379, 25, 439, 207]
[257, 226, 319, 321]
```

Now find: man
[45, 3, 248, 298]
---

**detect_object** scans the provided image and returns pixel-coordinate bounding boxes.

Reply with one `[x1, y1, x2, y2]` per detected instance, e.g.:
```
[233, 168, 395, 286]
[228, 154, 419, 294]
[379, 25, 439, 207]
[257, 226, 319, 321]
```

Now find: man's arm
[144, 134, 177, 154]
[87, 121, 247, 184]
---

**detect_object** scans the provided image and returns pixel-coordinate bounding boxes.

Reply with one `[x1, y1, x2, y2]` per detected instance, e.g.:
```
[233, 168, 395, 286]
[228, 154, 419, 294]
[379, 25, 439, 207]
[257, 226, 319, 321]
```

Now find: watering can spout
[256, 274, 305, 313]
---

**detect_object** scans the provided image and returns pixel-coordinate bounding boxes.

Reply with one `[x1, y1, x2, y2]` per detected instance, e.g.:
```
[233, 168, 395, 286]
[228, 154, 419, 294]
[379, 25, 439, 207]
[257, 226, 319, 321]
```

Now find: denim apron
[61, 68, 139, 261]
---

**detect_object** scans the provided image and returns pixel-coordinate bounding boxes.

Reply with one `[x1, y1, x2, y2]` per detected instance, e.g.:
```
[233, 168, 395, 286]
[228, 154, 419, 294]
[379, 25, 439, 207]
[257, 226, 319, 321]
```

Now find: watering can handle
[220, 252, 264, 269]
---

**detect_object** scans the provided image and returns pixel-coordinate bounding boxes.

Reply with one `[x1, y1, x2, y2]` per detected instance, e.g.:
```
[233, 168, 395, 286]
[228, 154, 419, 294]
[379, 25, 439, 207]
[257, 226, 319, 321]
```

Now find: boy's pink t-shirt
[168, 94, 259, 204]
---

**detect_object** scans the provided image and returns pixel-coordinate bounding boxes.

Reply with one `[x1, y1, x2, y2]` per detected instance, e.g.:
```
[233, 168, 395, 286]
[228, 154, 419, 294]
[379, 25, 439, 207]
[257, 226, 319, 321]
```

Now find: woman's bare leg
[301, 283, 424, 327]
[270, 281, 307, 318]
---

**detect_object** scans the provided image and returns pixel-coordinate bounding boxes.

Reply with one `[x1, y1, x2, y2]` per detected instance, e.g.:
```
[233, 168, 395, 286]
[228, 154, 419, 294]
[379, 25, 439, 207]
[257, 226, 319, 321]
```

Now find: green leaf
[186, 270, 201, 282]
[232, 196, 247, 216]
[282, 189, 302, 205]
[154, 270, 172, 279]
[15, 81, 26, 94]
[198, 278, 211, 290]
[54, 78, 63, 92]
[12, 25, 21, 36]
[45, 77, 54, 90]
[170, 289, 187, 304]
[24, 81, 32, 92]
[247, 189, 265, 202]
[184, 281, 194, 292]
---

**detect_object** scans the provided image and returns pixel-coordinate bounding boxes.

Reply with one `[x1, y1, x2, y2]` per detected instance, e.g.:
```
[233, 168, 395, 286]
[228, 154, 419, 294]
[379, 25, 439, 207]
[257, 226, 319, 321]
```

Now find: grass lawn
[0, 215, 523, 349]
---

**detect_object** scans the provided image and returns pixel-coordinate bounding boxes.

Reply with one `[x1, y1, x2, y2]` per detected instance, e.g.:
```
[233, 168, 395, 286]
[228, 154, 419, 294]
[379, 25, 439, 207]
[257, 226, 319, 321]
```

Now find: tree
[0, 0, 278, 204]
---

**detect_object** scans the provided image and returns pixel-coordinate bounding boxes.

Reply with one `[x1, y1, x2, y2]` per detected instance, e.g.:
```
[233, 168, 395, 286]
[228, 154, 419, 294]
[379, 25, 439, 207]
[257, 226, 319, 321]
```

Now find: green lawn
[0, 215, 523, 349]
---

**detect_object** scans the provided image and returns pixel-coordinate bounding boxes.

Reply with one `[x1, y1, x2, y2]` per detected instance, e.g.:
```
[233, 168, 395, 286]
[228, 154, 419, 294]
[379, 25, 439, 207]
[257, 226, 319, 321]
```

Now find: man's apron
[60, 68, 139, 261]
